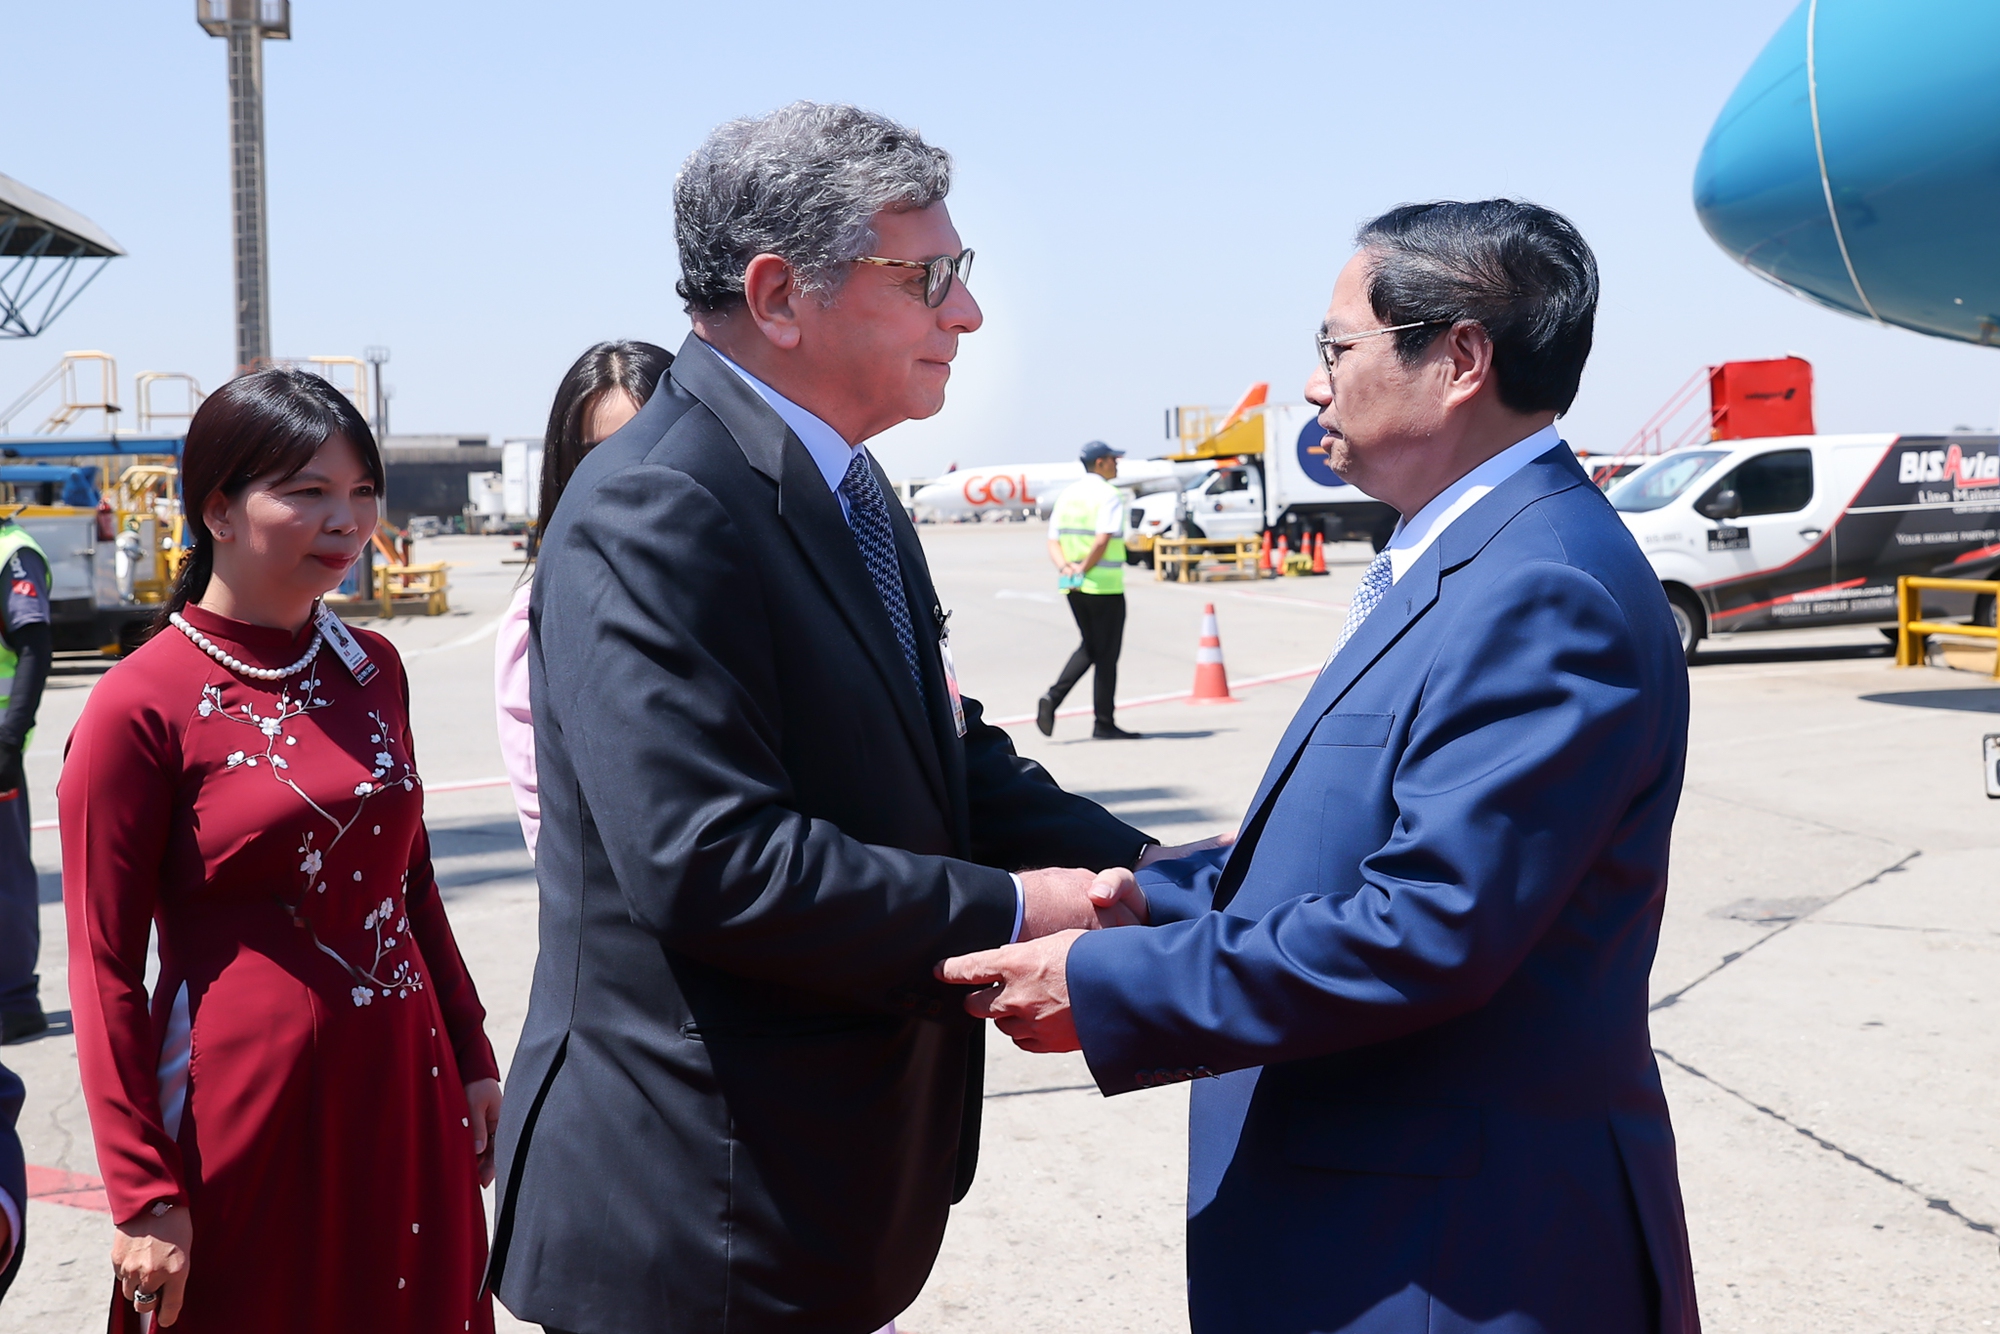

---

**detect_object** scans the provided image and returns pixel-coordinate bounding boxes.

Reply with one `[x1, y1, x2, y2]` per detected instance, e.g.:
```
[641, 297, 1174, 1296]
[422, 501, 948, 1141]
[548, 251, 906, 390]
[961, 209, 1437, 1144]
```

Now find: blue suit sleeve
[1069, 560, 1662, 1095]
[1136, 845, 1230, 925]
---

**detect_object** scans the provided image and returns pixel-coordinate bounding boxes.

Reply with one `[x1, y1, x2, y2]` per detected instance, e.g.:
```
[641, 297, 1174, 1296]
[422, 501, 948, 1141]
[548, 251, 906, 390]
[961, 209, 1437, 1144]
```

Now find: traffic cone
[1277, 534, 1291, 572]
[1311, 532, 1327, 574]
[1189, 603, 1238, 704]
[1258, 530, 1273, 573]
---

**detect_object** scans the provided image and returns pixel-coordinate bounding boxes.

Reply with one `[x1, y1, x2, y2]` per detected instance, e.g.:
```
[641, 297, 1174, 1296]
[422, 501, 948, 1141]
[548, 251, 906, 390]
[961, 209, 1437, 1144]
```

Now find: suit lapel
[1210, 446, 1587, 911]
[1209, 547, 1441, 910]
[671, 338, 950, 812]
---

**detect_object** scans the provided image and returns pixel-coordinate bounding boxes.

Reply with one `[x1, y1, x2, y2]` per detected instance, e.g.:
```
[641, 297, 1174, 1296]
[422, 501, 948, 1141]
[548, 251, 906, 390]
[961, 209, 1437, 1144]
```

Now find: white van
[1607, 432, 2000, 658]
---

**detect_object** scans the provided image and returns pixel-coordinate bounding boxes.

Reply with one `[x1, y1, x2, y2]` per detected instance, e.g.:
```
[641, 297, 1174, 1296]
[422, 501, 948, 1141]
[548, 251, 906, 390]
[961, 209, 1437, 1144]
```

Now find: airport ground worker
[0, 516, 53, 1047]
[1038, 440, 1141, 739]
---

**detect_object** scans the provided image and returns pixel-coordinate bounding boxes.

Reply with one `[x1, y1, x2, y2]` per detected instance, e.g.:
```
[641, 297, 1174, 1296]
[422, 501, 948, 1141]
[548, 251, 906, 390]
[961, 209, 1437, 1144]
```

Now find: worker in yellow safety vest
[0, 517, 53, 1045]
[1037, 441, 1142, 740]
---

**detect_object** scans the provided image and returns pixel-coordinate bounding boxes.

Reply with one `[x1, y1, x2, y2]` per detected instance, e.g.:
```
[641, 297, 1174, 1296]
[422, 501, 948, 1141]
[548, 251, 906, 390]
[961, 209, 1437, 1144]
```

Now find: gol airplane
[908, 456, 1196, 521]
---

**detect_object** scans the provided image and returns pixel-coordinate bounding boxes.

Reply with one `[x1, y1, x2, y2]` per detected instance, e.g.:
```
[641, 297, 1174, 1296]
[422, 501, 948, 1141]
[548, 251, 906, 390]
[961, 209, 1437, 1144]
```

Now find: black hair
[158, 368, 384, 627]
[1355, 199, 1599, 415]
[534, 340, 674, 549]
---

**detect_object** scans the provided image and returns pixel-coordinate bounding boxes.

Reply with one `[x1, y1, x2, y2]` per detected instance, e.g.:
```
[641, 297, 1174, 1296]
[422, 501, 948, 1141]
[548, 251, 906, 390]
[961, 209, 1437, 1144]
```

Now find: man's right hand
[1017, 866, 1147, 938]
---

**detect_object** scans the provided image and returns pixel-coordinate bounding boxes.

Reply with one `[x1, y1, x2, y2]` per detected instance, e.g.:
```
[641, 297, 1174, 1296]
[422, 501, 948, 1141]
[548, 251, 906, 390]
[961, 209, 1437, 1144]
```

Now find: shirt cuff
[1009, 873, 1025, 944]
[0, 1185, 18, 1274]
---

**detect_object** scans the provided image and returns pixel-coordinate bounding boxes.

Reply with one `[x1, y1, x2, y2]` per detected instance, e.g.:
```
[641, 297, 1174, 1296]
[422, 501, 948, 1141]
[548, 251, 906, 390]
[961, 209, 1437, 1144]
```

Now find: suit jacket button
[1134, 1071, 1152, 1087]
[1173, 1068, 1193, 1082]
[1194, 1066, 1213, 1078]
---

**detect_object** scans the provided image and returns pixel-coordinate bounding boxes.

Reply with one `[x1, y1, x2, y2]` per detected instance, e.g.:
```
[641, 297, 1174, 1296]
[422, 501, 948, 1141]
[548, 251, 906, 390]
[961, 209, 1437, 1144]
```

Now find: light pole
[196, 0, 290, 376]
[364, 345, 390, 440]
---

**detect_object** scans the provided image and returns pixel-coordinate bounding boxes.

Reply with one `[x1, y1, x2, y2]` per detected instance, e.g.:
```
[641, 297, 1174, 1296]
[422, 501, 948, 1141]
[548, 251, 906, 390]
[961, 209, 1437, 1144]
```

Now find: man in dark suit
[945, 201, 1700, 1333]
[489, 103, 1156, 1334]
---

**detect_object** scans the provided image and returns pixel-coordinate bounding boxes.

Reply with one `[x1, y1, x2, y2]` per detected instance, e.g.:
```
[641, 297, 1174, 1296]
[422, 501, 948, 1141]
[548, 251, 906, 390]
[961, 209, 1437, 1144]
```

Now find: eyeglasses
[1315, 320, 1449, 379]
[855, 249, 975, 308]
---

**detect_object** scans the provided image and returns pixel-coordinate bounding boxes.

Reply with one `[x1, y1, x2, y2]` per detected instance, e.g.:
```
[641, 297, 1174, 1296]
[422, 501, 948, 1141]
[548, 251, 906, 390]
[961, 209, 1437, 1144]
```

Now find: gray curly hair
[673, 102, 953, 314]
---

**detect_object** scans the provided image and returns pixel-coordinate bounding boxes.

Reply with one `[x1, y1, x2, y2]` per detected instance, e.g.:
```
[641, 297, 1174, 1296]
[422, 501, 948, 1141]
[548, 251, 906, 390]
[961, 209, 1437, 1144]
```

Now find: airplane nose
[1694, 0, 2000, 347]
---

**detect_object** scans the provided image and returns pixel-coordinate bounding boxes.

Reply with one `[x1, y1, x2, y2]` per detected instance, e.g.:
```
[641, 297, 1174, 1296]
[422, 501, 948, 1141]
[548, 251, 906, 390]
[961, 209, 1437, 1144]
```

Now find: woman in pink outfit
[495, 341, 672, 853]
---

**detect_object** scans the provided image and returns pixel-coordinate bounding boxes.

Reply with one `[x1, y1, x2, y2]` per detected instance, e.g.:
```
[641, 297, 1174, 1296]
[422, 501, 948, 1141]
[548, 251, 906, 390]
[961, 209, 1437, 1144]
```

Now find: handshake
[935, 833, 1231, 1055]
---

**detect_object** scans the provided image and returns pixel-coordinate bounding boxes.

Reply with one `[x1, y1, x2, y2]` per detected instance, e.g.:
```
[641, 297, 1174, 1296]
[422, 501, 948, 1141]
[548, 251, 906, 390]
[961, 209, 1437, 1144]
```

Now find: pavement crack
[46, 1074, 81, 1170]
[1651, 851, 1921, 1012]
[1654, 1045, 1999, 1242]
[1803, 918, 2000, 939]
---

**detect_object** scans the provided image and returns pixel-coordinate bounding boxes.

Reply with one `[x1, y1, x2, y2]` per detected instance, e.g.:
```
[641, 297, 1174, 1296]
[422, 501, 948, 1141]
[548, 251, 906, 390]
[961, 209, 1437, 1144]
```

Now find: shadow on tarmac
[1859, 687, 2000, 714]
[1692, 641, 1892, 667]
[2, 1009, 72, 1045]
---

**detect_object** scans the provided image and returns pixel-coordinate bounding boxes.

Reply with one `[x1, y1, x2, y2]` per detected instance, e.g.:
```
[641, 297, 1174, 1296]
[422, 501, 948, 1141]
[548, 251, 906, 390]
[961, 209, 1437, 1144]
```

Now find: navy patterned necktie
[1331, 548, 1395, 660]
[837, 450, 926, 698]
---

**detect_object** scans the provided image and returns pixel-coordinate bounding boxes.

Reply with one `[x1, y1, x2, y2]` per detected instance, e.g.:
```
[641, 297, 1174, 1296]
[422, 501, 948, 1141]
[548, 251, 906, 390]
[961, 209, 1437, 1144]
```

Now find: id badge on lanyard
[314, 601, 379, 686]
[935, 606, 967, 737]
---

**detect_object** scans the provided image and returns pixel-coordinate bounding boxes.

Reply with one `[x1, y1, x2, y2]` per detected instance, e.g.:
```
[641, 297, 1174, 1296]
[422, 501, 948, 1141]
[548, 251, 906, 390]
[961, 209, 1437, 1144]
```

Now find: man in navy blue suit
[943, 200, 1699, 1333]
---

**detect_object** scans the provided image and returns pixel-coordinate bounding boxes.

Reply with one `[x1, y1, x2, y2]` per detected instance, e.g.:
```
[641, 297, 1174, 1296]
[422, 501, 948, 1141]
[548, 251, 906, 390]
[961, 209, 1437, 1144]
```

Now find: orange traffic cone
[1258, 530, 1273, 573]
[1277, 534, 1290, 572]
[1189, 604, 1238, 704]
[1311, 532, 1327, 574]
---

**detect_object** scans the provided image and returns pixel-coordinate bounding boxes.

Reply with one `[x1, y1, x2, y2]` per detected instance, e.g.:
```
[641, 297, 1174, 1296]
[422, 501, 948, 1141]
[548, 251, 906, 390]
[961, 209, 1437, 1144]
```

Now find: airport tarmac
[2, 523, 1997, 1332]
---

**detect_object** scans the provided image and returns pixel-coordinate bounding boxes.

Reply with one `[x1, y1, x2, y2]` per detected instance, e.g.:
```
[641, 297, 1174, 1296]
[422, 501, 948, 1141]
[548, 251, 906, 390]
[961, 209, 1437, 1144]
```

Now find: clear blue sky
[3, 0, 1994, 476]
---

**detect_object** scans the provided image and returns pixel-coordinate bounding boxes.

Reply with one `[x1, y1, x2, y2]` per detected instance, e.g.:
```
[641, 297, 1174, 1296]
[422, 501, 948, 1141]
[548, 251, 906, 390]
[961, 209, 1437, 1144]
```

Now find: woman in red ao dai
[61, 370, 502, 1331]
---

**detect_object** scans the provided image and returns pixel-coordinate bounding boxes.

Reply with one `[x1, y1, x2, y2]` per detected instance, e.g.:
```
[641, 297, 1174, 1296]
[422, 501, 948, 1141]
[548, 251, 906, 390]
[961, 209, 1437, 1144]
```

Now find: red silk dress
[60, 605, 499, 1333]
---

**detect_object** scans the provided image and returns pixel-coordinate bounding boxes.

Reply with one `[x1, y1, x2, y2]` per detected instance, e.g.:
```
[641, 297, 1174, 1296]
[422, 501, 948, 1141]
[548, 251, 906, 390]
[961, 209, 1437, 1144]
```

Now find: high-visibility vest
[1053, 475, 1126, 595]
[0, 524, 48, 747]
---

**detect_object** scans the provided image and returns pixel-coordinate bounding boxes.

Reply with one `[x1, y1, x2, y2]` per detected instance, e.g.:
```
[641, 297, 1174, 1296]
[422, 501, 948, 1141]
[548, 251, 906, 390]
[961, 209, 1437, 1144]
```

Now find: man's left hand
[937, 930, 1084, 1053]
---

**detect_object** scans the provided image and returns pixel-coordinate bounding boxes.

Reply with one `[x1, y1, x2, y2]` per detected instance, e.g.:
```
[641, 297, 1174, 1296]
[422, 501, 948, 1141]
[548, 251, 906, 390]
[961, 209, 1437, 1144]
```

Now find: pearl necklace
[171, 612, 323, 681]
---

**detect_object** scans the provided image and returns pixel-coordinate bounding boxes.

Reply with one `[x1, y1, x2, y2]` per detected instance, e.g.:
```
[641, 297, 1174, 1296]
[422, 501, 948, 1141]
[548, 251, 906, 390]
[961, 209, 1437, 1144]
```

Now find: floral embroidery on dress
[199, 670, 427, 1004]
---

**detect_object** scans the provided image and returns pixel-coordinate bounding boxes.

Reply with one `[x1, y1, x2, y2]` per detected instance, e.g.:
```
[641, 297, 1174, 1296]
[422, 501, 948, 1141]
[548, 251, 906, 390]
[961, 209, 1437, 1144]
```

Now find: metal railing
[1895, 575, 2000, 678]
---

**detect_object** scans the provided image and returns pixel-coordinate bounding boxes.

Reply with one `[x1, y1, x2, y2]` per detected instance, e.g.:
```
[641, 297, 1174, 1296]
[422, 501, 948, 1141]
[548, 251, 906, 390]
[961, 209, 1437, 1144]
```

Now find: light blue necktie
[1331, 548, 1395, 660]
[837, 450, 925, 698]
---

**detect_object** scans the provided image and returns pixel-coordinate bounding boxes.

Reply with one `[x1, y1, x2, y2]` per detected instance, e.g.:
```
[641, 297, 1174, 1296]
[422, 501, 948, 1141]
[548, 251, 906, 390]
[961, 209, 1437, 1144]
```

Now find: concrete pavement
[2, 525, 1997, 1331]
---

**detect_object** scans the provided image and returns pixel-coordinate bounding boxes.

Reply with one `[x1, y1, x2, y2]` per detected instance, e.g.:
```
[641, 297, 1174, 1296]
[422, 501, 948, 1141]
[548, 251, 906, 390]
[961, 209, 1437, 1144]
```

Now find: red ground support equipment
[1189, 603, 1237, 703]
[1709, 357, 1814, 440]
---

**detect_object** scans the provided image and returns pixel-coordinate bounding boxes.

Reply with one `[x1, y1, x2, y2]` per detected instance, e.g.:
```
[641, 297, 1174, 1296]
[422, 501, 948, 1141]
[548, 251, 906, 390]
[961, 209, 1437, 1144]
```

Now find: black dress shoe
[2, 1008, 47, 1045]
[1036, 694, 1056, 737]
[1092, 723, 1144, 740]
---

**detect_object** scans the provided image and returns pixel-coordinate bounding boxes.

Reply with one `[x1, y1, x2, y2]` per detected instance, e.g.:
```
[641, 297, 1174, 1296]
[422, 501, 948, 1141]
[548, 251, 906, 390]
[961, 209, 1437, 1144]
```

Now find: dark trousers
[0, 791, 32, 1016]
[1048, 591, 1126, 728]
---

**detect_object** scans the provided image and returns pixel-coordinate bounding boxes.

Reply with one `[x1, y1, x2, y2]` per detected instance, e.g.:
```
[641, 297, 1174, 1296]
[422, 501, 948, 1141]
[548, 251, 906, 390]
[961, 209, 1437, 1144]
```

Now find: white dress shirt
[1386, 423, 1563, 585]
[706, 341, 1027, 942]
[712, 346, 868, 524]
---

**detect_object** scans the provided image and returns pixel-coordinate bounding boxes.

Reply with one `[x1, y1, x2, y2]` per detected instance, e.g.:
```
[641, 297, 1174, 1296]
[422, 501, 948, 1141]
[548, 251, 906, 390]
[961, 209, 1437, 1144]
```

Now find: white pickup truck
[1608, 432, 2000, 658]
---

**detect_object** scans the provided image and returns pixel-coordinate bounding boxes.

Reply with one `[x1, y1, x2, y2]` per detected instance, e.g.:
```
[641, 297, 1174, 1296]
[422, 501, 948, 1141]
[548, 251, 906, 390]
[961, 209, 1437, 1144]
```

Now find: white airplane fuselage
[910, 459, 1193, 520]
